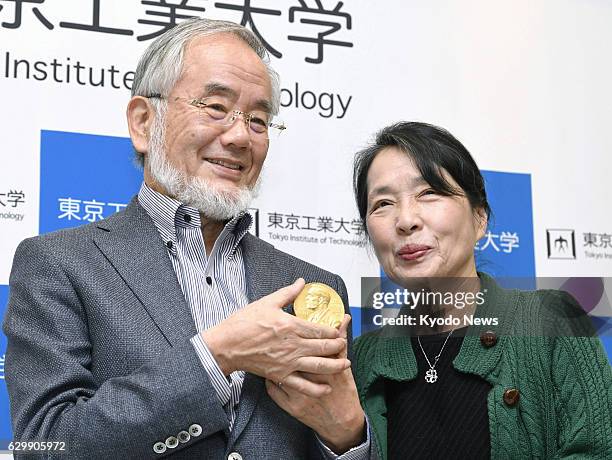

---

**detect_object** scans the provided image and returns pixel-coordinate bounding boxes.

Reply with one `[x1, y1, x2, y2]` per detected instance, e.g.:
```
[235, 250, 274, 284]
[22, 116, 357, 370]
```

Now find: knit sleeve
[550, 293, 612, 459]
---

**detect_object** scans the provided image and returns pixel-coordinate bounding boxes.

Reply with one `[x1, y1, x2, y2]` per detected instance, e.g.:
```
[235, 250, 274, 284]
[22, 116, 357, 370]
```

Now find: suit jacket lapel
[241, 233, 284, 303]
[241, 234, 296, 314]
[95, 207, 289, 442]
[228, 234, 289, 445]
[92, 197, 197, 347]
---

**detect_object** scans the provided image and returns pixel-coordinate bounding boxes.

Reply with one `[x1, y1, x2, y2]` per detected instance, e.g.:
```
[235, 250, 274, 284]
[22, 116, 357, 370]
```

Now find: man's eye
[249, 117, 268, 133]
[203, 103, 228, 119]
[420, 189, 438, 197]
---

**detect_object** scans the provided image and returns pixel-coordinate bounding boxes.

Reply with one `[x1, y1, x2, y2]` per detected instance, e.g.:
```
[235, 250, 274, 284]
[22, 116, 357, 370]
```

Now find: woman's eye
[371, 200, 391, 211]
[420, 189, 438, 197]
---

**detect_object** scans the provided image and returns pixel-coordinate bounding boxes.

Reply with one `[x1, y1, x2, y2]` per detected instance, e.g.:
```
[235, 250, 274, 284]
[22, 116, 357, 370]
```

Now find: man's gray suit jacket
[3, 197, 360, 459]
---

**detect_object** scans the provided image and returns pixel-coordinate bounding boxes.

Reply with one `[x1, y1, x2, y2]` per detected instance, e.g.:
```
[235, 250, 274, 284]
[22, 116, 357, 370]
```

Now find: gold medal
[294, 282, 344, 329]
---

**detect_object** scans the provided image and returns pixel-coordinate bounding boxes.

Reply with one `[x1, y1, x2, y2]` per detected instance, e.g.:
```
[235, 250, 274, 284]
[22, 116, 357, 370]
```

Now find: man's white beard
[147, 107, 260, 221]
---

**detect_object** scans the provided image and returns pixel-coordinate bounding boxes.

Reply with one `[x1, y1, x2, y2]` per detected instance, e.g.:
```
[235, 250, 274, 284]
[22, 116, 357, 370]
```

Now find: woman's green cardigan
[353, 274, 612, 459]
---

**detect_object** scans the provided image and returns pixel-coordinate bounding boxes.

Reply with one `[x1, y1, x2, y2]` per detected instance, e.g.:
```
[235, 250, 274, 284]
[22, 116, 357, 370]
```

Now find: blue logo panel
[477, 170, 535, 279]
[0, 284, 12, 443]
[40, 130, 142, 234]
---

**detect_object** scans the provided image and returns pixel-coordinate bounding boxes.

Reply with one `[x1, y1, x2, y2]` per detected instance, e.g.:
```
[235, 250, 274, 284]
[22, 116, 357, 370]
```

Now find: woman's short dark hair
[353, 121, 491, 236]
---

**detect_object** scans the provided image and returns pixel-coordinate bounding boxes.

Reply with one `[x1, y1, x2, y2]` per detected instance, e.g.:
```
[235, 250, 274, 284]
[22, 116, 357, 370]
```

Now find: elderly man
[4, 19, 371, 459]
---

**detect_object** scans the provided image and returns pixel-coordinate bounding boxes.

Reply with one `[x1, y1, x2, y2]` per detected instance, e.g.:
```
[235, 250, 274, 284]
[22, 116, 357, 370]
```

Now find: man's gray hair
[131, 18, 281, 167]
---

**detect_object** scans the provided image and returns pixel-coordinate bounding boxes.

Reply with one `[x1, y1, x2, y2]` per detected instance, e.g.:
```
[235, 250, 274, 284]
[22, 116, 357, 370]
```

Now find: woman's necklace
[417, 329, 454, 384]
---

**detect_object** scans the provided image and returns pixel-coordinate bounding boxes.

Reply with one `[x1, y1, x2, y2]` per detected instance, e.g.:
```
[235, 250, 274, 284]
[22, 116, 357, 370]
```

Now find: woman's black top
[385, 328, 492, 459]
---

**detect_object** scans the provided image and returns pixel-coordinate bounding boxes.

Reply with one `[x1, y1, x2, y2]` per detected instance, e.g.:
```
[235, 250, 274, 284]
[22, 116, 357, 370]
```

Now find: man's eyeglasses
[146, 94, 286, 139]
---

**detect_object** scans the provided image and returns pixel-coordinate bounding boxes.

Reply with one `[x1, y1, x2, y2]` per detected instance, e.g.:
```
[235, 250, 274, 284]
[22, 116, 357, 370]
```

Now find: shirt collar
[138, 182, 252, 255]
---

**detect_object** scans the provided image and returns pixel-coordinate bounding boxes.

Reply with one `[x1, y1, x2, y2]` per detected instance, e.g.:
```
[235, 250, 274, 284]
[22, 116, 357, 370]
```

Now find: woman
[352, 122, 612, 459]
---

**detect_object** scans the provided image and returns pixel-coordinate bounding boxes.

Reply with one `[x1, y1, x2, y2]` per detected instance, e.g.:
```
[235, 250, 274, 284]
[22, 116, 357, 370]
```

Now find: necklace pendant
[425, 368, 438, 384]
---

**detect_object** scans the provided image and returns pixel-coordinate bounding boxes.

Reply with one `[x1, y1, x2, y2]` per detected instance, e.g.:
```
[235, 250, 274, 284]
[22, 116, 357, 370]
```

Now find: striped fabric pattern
[138, 183, 250, 430]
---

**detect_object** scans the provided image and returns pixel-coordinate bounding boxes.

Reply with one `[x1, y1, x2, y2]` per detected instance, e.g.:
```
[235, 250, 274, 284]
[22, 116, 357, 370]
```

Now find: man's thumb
[270, 278, 306, 308]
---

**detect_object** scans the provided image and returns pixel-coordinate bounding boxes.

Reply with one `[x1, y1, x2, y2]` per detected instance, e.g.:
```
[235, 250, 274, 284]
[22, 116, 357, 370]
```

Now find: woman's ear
[475, 207, 488, 241]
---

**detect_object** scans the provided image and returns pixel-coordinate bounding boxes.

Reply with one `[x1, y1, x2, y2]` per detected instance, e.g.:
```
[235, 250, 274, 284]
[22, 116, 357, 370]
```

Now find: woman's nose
[395, 201, 423, 234]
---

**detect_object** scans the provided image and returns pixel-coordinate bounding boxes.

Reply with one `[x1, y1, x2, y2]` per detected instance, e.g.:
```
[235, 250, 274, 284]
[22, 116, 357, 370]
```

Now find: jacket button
[189, 423, 203, 437]
[503, 388, 520, 406]
[165, 436, 179, 449]
[480, 330, 497, 348]
[153, 442, 166, 454]
[228, 453, 243, 460]
[178, 430, 191, 443]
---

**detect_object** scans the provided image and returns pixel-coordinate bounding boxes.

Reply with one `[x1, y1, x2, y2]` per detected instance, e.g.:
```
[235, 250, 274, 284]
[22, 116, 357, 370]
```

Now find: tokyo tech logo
[547, 229, 576, 260]
[40, 130, 142, 234]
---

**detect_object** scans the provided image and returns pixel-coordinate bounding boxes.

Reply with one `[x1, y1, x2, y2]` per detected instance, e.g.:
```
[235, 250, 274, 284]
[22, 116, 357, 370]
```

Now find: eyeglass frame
[145, 94, 287, 136]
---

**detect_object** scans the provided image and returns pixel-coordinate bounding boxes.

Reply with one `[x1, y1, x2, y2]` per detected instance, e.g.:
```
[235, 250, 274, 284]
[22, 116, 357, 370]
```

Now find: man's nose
[219, 111, 252, 149]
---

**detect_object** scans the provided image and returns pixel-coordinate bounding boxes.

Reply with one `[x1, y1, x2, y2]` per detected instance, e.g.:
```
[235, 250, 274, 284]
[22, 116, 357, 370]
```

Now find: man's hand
[201, 278, 351, 397]
[265, 315, 366, 454]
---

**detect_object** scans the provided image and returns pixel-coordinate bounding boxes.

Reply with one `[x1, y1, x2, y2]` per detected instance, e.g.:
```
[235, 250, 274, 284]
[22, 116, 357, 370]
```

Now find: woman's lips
[397, 244, 432, 261]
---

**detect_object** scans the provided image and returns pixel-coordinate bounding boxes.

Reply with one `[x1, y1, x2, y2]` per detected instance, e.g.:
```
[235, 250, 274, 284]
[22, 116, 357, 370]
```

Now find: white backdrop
[1, 0, 611, 317]
[1, 0, 612, 453]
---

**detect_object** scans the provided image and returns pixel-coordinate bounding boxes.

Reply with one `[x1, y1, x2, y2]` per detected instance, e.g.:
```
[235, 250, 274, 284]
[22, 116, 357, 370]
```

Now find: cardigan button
[480, 330, 497, 348]
[503, 388, 520, 406]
